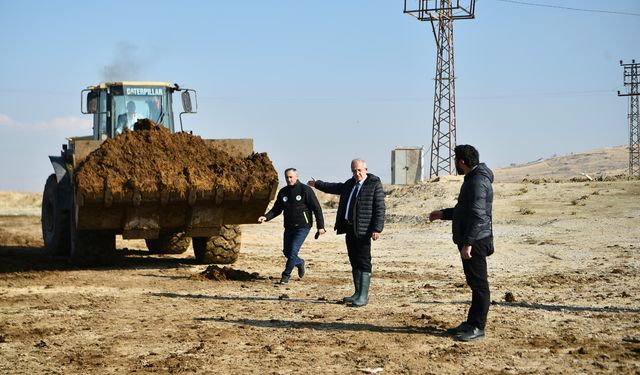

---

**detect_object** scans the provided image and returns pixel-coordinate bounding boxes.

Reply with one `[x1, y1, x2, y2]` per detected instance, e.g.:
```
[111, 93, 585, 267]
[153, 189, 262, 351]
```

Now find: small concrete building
[391, 146, 424, 185]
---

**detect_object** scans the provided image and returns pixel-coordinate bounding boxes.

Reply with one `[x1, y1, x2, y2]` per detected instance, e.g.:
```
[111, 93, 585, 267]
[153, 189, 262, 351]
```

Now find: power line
[459, 88, 620, 100]
[494, 0, 640, 17]
[0, 88, 76, 96]
[195, 87, 624, 102]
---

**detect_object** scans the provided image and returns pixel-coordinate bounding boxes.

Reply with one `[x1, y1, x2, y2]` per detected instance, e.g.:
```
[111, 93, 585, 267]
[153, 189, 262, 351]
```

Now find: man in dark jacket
[259, 168, 326, 284]
[308, 159, 385, 307]
[429, 144, 494, 341]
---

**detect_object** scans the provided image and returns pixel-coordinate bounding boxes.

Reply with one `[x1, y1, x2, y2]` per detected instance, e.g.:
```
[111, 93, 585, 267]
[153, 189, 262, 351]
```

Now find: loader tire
[69, 202, 116, 266]
[145, 232, 190, 254]
[192, 225, 241, 264]
[42, 174, 70, 256]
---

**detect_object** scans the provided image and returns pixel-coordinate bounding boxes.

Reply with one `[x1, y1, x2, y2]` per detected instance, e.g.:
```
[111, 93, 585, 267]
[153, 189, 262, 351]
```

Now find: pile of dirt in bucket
[75, 119, 278, 199]
[192, 265, 261, 281]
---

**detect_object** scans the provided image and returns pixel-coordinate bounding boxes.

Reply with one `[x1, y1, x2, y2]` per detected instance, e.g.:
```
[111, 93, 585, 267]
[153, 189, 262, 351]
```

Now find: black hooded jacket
[442, 163, 494, 246]
[264, 181, 324, 229]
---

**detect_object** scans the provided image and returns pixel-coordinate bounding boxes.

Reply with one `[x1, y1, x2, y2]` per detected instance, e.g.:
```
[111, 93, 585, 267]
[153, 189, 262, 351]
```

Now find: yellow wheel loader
[41, 82, 277, 265]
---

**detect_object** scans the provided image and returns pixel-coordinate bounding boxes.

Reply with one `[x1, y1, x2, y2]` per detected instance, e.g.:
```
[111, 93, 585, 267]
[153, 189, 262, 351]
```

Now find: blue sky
[1, 0, 638, 192]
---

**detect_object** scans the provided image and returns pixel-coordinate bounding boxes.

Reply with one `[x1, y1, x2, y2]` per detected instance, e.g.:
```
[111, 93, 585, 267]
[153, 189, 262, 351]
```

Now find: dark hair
[284, 168, 297, 175]
[454, 144, 479, 167]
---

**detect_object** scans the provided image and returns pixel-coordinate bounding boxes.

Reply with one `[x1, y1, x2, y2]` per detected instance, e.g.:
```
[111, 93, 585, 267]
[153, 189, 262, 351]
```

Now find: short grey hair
[351, 159, 367, 167]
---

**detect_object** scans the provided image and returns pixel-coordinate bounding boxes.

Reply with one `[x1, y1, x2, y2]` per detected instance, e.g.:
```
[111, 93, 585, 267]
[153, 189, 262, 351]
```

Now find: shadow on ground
[416, 299, 640, 314]
[195, 317, 446, 336]
[0, 246, 200, 273]
[151, 291, 333, 305]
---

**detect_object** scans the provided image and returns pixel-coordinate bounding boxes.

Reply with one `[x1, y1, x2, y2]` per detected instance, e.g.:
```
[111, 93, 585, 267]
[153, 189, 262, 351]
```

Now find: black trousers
[458, 236, 493, 330]
[345, 225, 372, 273]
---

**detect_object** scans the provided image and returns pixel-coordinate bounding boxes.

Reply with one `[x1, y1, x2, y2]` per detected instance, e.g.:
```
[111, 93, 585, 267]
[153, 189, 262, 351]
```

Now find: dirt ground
[0, 173, 639, 373]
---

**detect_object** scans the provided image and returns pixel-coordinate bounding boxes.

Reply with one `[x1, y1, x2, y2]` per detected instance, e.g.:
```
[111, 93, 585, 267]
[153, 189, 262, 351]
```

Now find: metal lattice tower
[618, 60, 640, 177]
[404, 0, 475, 177]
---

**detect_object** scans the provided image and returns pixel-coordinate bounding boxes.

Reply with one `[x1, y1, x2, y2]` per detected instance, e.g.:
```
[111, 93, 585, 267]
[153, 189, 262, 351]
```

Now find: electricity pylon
[404, 0, 476, 177]
[618, 60, 640, 177]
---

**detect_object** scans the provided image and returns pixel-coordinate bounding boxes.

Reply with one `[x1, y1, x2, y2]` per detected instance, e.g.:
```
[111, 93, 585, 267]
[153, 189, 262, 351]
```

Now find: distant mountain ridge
[493, 145, 628, 182]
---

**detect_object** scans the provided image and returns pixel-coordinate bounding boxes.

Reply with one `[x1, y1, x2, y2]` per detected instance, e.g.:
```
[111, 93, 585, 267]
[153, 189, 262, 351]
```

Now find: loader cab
[83, 82, 179, 140]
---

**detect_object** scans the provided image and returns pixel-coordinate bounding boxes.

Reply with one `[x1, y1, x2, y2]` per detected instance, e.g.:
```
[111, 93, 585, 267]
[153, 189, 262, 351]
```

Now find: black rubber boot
[350, 272, 371, 307]
[343, 269, 361, 304]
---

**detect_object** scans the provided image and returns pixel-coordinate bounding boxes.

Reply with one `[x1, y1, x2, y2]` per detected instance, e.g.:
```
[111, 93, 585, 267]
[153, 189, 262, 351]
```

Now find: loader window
[97, 91, 107, 139]
[111, 88, 173, 135]
[113, 96, 149, 132]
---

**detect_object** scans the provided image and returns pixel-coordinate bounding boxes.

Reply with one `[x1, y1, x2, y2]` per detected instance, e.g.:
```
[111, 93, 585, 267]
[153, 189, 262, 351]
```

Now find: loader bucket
[74, 180, 278, 239]
[71, 123, 280, 240]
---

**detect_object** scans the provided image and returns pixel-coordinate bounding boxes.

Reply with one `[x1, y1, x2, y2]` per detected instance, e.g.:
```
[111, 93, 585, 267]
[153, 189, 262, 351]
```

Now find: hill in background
[0, 145, 633, 216]
[493, 145, 628, 182]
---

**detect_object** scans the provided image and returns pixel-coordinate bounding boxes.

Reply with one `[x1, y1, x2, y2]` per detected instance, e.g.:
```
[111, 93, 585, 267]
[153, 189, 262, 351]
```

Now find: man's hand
[307, 178, 316, 187]
[258, 216, 267, 224]
[371, 232, 381, 241]
[429, 210, 443, 221]
[460, 245, 472, 260]
[314, 228, 326, 239]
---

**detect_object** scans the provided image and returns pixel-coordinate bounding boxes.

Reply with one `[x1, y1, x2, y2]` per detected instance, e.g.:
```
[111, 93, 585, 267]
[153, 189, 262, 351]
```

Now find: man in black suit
[308, 159, 385, 307]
